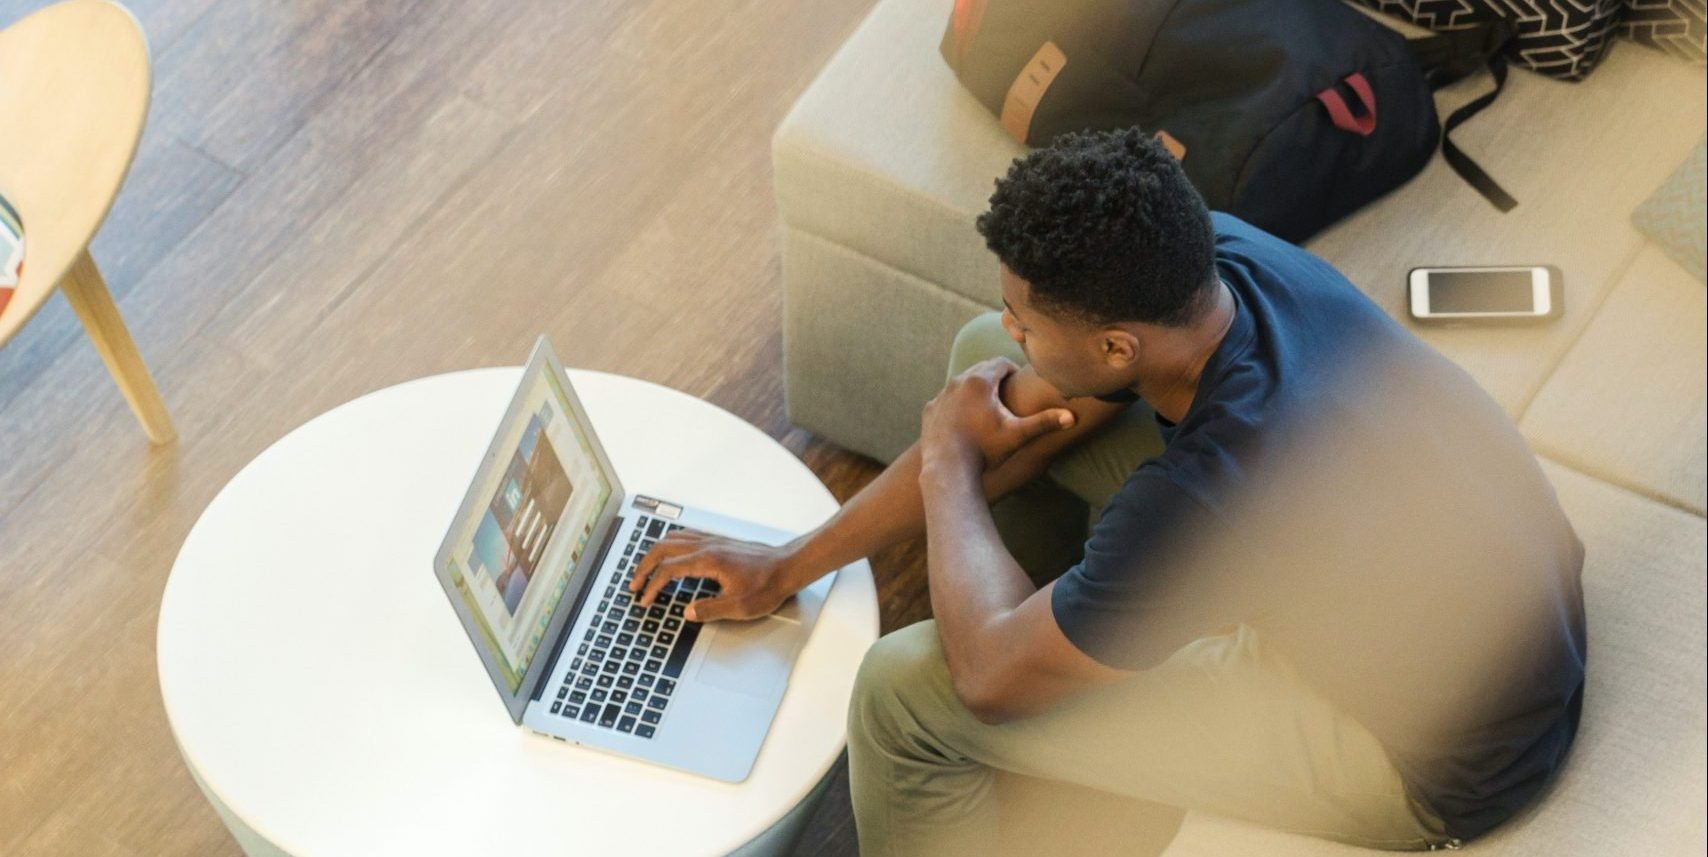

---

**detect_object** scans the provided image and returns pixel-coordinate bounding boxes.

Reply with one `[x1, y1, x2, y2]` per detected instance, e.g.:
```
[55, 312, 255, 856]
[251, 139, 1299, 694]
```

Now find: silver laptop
[433, 336, 835, 782]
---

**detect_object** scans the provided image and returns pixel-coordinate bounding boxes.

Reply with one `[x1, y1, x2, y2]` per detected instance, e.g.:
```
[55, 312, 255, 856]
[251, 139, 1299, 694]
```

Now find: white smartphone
[1407, 266, 1563, 324]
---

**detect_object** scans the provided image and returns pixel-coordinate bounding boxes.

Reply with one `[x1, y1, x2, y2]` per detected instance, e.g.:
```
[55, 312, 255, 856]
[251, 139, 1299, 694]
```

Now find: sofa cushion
[773, 0, 1021, 310]
[1160, 460, 1708, 856]
[1303, 43, 1707, 417]
[1521, 246, 1707, 514]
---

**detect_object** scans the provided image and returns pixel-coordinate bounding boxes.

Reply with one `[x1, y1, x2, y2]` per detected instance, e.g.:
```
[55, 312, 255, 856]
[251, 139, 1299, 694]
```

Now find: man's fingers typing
[640, 552, 721, 607]
[629, 537, 695, 596]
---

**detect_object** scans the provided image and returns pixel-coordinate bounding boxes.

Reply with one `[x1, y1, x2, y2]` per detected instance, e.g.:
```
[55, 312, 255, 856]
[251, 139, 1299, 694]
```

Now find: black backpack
[940, 0, 1512, 243]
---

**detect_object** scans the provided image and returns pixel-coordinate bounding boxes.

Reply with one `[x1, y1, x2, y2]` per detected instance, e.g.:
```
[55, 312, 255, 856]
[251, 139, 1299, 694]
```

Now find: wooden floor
[0, 0, 938, 853]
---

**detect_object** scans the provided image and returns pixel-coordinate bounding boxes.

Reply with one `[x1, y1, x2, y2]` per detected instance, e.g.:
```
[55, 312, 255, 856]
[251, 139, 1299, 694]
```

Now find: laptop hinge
[632, 495, 682, 520]
[529, 514, 626, 702]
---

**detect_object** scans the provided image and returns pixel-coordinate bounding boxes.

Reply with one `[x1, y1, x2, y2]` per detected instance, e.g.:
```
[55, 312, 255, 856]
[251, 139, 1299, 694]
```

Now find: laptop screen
[440, 362, 614, 693]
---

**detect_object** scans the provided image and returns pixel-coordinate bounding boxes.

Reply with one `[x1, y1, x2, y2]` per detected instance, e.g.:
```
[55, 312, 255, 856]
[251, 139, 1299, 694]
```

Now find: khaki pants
[844, 313, 1451, 855]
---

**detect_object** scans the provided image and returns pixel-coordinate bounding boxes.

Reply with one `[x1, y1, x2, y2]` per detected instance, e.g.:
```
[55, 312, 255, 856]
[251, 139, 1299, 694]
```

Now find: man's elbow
[951, 671, 1024, 725]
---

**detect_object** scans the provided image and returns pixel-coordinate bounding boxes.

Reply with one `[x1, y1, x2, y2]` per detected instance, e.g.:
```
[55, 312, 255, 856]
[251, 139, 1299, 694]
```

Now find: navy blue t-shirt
[1051, 214, 1586, 841]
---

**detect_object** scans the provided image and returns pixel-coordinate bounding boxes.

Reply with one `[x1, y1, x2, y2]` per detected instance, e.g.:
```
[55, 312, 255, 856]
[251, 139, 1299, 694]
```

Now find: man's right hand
[628, 531, 796, 622]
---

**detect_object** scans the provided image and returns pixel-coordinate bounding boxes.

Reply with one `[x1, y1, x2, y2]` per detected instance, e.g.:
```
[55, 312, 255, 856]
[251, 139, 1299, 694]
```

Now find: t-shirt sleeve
[1050, 468, 1233, 671]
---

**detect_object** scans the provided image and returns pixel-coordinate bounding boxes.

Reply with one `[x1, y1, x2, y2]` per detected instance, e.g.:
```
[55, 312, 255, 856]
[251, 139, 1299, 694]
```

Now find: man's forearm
[776, 365, 1126, 596]
[919, 454, 1035, 689]
[775, 440, 1046, 594]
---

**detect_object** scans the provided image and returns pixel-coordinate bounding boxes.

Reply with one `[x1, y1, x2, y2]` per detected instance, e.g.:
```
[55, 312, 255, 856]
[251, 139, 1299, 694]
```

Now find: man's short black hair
[976, 127, 1217, 328]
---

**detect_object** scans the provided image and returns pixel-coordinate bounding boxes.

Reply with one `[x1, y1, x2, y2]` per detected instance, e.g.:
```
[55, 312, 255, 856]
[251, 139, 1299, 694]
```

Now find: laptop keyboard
[546, 514, 719, 740]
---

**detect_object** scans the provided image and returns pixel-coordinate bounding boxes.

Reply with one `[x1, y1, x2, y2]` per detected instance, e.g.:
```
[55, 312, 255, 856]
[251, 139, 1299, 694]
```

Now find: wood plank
[150, 0, 424, 172]
[0, 0, 898, 853]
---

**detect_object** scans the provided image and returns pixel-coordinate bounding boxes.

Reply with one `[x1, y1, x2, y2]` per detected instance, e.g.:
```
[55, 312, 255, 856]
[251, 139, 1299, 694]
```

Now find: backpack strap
[1409, 23, 1519, 213]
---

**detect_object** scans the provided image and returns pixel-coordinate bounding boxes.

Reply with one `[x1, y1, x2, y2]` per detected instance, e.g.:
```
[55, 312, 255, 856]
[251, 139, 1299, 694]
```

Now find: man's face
[998, 266, 1138, 400]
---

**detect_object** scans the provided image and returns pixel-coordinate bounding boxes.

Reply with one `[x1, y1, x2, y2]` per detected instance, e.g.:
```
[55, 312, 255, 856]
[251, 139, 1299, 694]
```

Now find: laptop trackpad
[694, 617, 802, 699]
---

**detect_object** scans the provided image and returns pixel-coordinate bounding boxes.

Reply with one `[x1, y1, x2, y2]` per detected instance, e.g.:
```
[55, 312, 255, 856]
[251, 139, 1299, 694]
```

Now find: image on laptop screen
[443, 367, 613, 691]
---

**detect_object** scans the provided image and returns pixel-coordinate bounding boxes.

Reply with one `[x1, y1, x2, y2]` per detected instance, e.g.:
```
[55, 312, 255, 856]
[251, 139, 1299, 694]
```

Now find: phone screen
[1428, 270, 1535, 314]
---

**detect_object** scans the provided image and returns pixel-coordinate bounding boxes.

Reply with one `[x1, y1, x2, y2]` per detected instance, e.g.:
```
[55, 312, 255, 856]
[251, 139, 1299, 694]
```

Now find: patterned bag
[1353, 0, 1625, 80]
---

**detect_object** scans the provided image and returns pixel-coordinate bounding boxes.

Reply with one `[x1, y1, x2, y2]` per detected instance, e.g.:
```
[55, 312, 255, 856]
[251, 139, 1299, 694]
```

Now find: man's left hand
[921, 357, 1075, 476]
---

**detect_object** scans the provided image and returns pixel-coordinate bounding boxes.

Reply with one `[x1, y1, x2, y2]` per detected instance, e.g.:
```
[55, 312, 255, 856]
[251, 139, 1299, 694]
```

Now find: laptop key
[577, 643, 589, 656]
[659, 631, 676, 645]
[647, 696, 668, 711]
[600, 704, 621, 728]
[602, 621, 618, 635]
[596, 675, 614, 688]
[624, 543, 635, 557]
[623, 619, 640, 633]
[643, 620, 660, 634]
[617, 632, 634, 646]
[611, 690, 627, 704]
[615, 593, 632, 607]
[641, 539, 655, 551]
[591, 689, 608, 703]
[621, 662, 640, 676]
[576, 677, 593, 691]
[612, 647, 628, 660]
[641, 709, 661, 724]
[632, 688, 649, 702]
[579, 706, 598, 724]
[618, 717, 636, 734]
[570, 691, 587, 704]
[625, 702, 643, 716]
[645, 659, 664, 673]
[668, 604, 684, 618]
[647, 518, 666, 539]
[657, 679, 676, 697]
[635, 724, 656, 739]
[637, 674, 655, 688]
[564, 705, 580, 719]
[662, 625, 699, 678]
[650, 645, 668, 659]
[556, 687, 568, 701]
[550, 701, 561, 714]
[617, 676, 634, 689]
[636, 633, 653, 648]
[569, 658, 583, 672]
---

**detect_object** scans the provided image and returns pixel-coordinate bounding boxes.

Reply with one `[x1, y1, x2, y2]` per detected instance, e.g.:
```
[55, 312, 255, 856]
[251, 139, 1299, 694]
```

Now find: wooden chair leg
[59, 249, 177, 444]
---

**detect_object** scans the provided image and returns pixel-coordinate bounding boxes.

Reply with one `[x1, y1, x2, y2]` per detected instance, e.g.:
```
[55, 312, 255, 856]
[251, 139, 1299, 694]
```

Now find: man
[630, 128, 1585, 853]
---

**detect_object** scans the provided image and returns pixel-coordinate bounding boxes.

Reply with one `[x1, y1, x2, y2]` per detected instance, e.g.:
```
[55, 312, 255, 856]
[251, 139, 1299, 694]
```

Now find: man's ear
[1100, 328, 1140, 368]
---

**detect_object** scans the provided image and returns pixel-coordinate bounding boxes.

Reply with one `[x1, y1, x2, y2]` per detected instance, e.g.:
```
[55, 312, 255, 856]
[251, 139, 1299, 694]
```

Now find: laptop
[433, 336, 835, 782]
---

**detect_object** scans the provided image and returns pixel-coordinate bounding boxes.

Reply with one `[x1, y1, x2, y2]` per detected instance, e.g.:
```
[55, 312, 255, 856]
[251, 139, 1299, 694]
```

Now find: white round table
[158, 369, 879, 857]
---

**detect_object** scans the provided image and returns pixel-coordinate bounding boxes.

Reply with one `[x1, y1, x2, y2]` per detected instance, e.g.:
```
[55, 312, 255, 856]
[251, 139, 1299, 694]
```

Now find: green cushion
[1632, 137, 1706, 283]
